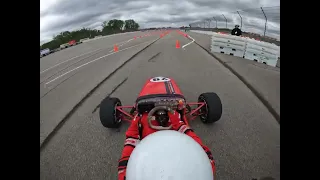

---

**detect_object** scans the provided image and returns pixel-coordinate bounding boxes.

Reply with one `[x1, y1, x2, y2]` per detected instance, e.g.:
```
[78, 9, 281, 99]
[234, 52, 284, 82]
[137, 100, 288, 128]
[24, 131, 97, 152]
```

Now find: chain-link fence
[189, 6, 280, 42]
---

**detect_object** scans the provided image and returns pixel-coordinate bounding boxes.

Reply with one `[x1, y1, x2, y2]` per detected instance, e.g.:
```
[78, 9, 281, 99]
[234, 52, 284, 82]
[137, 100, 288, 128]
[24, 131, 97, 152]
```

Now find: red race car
[99, 76, 222, 129]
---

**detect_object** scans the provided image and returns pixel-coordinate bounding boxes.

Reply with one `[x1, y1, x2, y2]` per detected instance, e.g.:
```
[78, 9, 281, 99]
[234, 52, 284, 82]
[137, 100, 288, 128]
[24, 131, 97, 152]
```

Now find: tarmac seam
[194, 41, 280, 124]
[40, 37, 161, 151]
[41, 72, 79, 99]
[91, 77, 128, 114]
[147, 52, 161, 62]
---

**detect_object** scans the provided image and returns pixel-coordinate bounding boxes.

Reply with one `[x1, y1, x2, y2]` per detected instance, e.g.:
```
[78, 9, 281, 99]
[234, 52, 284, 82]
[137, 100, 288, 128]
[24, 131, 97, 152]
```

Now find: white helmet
[126, 130, 214, 180]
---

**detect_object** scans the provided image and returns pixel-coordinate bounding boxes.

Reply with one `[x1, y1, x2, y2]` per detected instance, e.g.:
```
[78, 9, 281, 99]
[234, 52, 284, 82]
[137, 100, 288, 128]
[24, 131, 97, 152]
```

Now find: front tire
[99, 97, 122, 128]
[198, 92, 222, 123]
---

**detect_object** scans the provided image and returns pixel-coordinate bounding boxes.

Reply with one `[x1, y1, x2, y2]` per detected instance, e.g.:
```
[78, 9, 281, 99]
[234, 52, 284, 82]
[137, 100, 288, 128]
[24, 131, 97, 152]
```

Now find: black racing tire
[99, 97, 122, 128]
[198, 92, 222, 123]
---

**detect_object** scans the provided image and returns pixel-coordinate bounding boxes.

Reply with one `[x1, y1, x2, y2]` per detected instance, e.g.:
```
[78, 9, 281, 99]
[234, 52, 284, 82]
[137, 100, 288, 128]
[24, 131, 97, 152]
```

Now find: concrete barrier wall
[191, 30, 280, 68]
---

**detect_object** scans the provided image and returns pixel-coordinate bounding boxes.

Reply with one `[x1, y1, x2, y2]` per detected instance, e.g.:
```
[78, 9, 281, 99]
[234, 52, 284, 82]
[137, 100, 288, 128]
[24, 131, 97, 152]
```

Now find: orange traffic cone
[176, 40, 180, 48]
[114, 44, 118, 52]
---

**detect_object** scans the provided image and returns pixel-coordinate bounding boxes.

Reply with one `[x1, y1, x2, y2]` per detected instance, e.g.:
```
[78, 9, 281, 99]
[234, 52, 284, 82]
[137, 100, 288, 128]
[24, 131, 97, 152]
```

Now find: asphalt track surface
[40, 31, 280, 180]
[40, 31, 156, 146]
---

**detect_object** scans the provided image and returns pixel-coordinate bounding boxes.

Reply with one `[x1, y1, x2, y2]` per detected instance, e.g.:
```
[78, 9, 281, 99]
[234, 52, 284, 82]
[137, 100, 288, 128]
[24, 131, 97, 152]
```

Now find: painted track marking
[40, 39, 134, 74]
[182, 34, 195, 49]
[45, 39, 156, 85]
[40, 48, 102, 74]
[109, 38, 134, 52]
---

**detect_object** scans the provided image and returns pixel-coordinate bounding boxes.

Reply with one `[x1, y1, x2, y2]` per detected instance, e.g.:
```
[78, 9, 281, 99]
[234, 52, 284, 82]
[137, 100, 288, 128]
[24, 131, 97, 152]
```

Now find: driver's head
[235, 25, 239, 28]
[155, 109, 169, 126]
[126, 130, 214, 180]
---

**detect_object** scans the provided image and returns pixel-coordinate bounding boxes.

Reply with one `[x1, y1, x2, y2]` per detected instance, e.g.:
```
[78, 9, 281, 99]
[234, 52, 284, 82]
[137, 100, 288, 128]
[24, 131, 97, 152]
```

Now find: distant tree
[107, 19, 124, 31]
[124, 19, 140, 30]
[101, 21, 108, 28]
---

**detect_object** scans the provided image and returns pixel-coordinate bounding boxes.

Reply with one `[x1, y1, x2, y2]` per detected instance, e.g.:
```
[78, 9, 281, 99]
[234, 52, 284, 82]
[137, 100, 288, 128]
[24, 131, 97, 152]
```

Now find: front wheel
[99, 97, 122, 128]
[198, 92, 222, 123]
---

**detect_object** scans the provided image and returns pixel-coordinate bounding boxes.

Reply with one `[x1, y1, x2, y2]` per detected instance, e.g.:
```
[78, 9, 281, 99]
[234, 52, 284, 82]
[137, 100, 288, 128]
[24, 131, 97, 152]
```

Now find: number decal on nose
[150, 76, 171, 82]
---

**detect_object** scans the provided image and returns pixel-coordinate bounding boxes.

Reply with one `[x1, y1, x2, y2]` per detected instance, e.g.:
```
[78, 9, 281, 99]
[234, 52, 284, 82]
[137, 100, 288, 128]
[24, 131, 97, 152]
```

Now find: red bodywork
[68, 40, 76, 46]
[116, 77, 205, 126]
[138, 77, 182, 97]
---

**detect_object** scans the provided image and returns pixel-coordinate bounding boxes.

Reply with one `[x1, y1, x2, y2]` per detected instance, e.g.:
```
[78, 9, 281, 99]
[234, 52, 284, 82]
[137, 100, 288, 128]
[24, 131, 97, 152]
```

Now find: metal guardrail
[189, 28, 280, 46]
[189, 6, 280, 40]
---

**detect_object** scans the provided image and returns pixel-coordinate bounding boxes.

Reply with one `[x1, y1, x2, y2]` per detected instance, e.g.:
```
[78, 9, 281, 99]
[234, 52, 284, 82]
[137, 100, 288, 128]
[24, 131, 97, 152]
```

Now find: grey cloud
[43, 12, 105, 32]
[43, 0, 147, 17]
[192, 0, 258, 11]
[43, 0, 109, 16]
[40, 0, 279, 42]
[212, 15, 234, 22]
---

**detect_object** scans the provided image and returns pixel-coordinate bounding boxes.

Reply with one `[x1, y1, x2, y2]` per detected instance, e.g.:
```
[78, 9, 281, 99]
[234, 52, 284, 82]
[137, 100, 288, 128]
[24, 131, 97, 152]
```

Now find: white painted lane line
[109, 38, 134, 52]
[116, 39, 133, 46]
[119, 39, 134, 47]
[40, 48, 102, 74]
[82, 31, 137, 42]
[45, 39, 156, 85]
[182, 35, 195, 49]
[41, 38, 135, 74]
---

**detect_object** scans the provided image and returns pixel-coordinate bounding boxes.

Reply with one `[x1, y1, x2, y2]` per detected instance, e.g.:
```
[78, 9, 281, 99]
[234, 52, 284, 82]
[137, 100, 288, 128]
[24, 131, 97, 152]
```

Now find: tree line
[41, 19, 140, 50]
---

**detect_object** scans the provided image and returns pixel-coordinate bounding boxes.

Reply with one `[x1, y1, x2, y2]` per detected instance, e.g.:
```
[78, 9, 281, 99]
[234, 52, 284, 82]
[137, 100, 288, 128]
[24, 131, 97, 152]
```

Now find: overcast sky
[40, 0, 280, 44]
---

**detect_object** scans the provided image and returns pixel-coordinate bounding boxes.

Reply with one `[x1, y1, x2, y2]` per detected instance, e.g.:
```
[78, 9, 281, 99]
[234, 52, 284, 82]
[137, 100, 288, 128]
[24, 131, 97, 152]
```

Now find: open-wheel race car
[99, 76, 222, 130]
